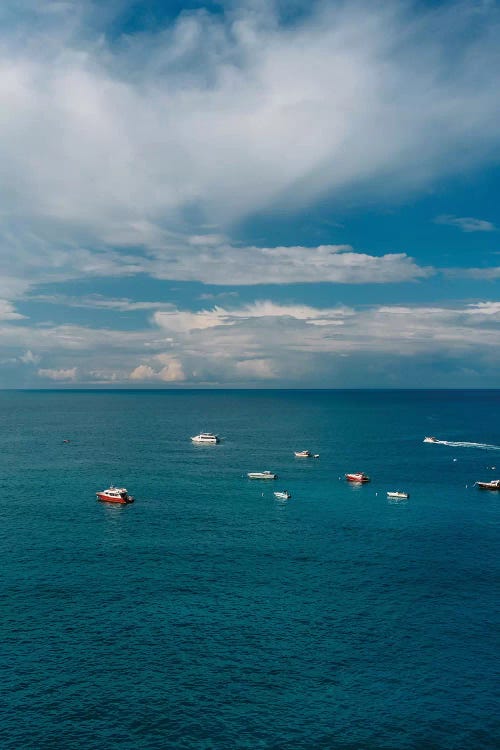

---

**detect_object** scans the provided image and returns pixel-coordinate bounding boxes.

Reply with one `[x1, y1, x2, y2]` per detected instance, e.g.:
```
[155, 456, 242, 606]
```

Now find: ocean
[0, 389, 499, 749]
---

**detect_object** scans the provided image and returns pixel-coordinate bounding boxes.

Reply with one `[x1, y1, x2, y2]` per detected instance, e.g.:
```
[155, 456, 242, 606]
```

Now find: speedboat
[345, 472, 370, 483]
[96, 486, 134, 504]
[274, 491, 291, 500]
[423, 436, 439, 443]
[191, 432, 219, 444]
[294, 450, 312, 458]
[387, 491, 409, 500]
[247, 471, 278, 480]
[474, 479, 500, 491]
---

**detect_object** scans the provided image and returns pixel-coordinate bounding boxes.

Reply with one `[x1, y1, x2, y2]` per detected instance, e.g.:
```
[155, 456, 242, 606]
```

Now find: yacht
[191, 432, 219, 444]
[247, 471, 278, 480]
[474, 479, 500, 491]
[387, 491, 409, 500]
[345, 472, 370, 483]
[96, 486, 135, 504]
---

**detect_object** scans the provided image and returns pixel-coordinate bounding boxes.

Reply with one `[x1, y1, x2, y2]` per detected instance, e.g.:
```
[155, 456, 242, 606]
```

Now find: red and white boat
[96, 486, 135, 504]
[474, 479, 500, 491]
[345, 472, 370, 483]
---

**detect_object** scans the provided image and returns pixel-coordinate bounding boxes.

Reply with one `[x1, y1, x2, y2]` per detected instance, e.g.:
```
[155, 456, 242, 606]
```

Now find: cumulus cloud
[0, 300, 26, 320]
[19, 349, 40, 364]
[435, 215, 496, 232]
[129, 356, 185, 382]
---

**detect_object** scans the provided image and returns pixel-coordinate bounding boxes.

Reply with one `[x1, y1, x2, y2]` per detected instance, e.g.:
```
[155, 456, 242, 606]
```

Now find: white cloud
[37, 366, 77, 380]
[20, 349, 40, 364]
[0, 300, 26, 320]
[445, 267, 500, 280]
[435, 215, 496, 232]
[0, 1, 499, 295]
[129, 356, 185, 382]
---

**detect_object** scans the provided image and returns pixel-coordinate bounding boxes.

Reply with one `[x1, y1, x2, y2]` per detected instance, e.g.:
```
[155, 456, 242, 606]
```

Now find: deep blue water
[1, 389, 499, 750]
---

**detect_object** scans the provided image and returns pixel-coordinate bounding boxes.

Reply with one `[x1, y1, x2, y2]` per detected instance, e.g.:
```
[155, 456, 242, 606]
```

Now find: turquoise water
[1, 390, 499, 749]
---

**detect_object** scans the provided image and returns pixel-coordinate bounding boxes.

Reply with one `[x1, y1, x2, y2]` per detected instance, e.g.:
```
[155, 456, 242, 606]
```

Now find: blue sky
[0, 0, 499, 387]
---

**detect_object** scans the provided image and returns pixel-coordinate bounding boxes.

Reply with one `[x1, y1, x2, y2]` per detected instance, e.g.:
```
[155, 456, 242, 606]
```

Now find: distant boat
[191, 432, 219, 444]
[474, 479, 500, 491]
[274, 491, 291, 500]
[345, 472, 370, 483]
[423, 436, 439, 443]
[294, 450, 320, 458]
[247, 471, 278, 480]
[96, 486, 134, 504]
[387, 491, 409, 500]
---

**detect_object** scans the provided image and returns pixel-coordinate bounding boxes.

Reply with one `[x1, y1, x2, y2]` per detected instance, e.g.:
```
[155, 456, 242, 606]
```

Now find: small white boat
[274, 491, 291, 500]
[423, 436, 439, 443]
[247, 471, 278, 480]
[191, 432, 219, 444]
[294, 450, 320, 458]
[387, 491, 409, 500]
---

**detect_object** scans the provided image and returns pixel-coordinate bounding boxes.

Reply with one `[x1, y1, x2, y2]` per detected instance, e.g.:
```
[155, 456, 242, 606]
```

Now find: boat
[423, 436, 439, 443]
[345, 472, 370, 483]
[294, 450, 312, 458]
[387, 491, 409, 500]
[96, 486, 134, 504]
[474, 479, 500, 491]
[247, 471, 278, 480]
[274, 491, 291, 500]
[191, 432, 219, 444]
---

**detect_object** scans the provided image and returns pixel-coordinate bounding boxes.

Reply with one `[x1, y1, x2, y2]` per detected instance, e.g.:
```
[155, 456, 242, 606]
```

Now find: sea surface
[0, 389, 499, 750]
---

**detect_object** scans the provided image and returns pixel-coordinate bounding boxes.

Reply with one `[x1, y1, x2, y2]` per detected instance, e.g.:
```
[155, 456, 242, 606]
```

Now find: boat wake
[430, 440, 500, 451]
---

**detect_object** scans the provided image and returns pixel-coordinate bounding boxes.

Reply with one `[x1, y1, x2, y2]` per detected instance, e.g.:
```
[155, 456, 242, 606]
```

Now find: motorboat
[294, 450, 320, 458]
[274, 491, 291, 500]
[247, 471, 278, 480]
[191, 432, 219, 444]
[345, 472, 370, 483]
[387, 491, 409, 500]
[96, 486, 134, 504]
[423, 436, 439, 443]
[474, 479, 500, 491]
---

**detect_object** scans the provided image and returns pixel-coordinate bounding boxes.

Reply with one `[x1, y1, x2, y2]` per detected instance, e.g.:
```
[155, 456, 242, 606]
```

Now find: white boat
[387, 491, 409, 500]
[294, 450, 312, 458]
[247, 471, 278, 480]
[274, 491, 291, 500]
[191, 432, 219, 444]
[423, 436, 439, 443]
[474, 479, 500, 491]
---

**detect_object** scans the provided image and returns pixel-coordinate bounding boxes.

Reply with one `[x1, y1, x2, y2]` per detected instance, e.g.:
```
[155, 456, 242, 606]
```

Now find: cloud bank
[0, 0, 499, 294]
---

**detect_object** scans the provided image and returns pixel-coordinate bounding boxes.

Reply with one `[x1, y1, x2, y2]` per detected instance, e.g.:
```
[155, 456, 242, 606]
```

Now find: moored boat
[387, 491, 409, 500]
[474, 479, 500, 491]
[96, 486, 134, 504]
[247, 471, 278, 480]
[294, 450, 312, 458]
[274, 490, 291, 500]
[191, 432, 219, 444]
[345, 472, 370, 483]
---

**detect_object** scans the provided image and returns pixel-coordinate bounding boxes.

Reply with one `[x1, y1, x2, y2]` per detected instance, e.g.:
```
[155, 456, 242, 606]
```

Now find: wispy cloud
[37, 367, 77, 381]
[434, 215, 496, 233]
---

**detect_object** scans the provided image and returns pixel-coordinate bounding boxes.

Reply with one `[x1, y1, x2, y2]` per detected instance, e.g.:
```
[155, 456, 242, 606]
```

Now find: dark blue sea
[1, 390, 499, 750]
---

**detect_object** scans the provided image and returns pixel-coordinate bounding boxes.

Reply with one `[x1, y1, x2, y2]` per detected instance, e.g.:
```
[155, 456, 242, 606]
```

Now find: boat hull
[96, 493, 134, 504]
[475, 482, 500, 491]
[247, 473, 277, 480]
[345, 474, 370, 483]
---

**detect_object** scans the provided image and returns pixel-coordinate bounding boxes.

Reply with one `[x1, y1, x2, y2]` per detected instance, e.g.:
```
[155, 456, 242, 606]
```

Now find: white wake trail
[434, 440, 500, 451]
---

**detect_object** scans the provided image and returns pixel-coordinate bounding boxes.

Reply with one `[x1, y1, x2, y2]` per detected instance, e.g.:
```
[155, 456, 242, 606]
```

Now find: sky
[0, 0, 499, 388]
